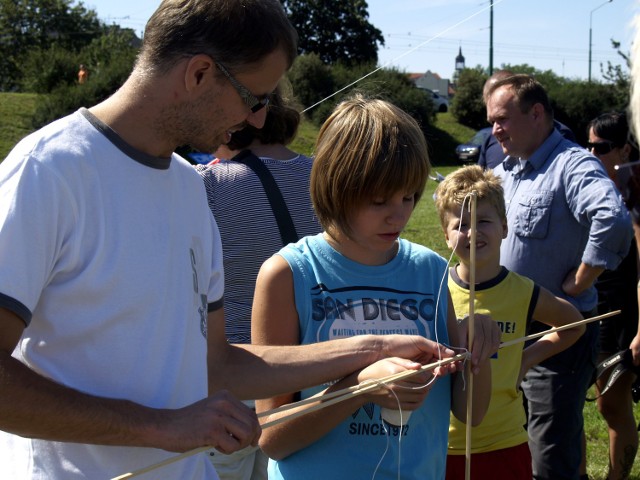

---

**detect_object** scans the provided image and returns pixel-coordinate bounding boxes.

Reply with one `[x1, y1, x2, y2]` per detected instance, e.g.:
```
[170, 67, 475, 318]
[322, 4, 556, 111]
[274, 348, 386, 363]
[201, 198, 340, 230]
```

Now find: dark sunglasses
[215, 62, 270, 113]
[586, 140, 616, 156]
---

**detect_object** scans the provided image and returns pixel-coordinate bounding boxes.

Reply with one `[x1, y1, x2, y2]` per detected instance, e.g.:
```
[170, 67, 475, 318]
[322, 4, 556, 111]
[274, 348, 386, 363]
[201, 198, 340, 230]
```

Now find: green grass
[1, 95, 637, 478]
[289, 117, 318, 157]
[0, 93, 39, 161]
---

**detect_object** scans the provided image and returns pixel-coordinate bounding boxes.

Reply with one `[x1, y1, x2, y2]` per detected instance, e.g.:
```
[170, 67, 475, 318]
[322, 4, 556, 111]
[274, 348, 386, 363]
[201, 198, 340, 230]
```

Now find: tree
[281, 0, 384, 65]
[451, 67, 488, 130]
[552, 81, 624, 146]
[600, 39, 631, 113]
[286, 53, 336, 118]
[0, 0, 102, 91]
[30, 26, 139, 128]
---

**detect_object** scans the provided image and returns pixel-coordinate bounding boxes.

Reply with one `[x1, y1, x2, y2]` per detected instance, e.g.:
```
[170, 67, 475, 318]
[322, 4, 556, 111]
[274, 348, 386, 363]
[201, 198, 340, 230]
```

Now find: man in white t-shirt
[0, 1, 460, 479]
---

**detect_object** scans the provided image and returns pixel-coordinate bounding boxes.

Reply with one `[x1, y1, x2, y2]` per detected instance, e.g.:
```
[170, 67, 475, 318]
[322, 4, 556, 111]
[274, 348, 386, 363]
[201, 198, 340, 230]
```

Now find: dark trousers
[521, 316, 599, 480]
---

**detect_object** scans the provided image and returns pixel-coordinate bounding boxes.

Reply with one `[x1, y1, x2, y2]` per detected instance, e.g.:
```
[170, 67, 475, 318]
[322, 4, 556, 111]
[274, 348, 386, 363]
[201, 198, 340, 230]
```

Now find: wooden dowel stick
[111, 352, 469, 480]
[113, 309, 617, 479]
[465, 191, 477, 480]
[499, 310, 619, 349]
[111, 447, 211, 480]
[258, 351, 468, 419]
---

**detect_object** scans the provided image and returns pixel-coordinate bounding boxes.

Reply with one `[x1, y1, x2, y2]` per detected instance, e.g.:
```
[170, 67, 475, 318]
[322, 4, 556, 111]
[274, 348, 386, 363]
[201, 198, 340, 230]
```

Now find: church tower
[453, 46, 465, 83]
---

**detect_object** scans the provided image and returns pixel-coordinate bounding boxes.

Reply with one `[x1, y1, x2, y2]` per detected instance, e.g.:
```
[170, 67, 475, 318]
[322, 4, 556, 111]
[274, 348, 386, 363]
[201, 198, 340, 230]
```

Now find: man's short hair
[310, 93, 431, 238]
[486, 73, 553, 118]
[434, 165, 506, 228]
[138, 0, 298, 74]
[482, 69, 515, 103]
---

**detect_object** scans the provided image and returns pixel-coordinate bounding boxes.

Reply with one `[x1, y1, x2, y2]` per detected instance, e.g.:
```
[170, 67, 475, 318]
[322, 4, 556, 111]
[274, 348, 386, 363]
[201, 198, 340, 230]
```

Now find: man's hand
[160, 390, 261, 454]
[377, 335, 456, 366]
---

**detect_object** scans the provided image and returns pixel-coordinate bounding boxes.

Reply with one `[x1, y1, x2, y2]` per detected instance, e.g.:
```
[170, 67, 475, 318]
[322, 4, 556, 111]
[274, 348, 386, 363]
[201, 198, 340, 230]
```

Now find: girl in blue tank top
[252, 94, 500, 480]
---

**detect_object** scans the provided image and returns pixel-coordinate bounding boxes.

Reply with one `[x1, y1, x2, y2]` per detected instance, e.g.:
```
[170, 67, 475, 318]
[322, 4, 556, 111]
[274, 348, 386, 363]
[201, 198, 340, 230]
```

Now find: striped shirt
[195, 154, 321, 344]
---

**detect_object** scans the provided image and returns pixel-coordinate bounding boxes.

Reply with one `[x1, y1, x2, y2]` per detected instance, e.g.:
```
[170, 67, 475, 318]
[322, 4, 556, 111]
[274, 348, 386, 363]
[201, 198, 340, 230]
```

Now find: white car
[420, 88, 449, 113]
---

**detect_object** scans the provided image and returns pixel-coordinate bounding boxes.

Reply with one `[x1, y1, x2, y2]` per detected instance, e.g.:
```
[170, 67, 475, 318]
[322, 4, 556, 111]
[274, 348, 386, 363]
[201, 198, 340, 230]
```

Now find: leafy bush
[29, 27, 138, 128]
[289, 58, 435, 131]
[286, 53, 336, 123]
[450, 67, 488, 130]
[552, 81, 625, 146]
[451, 63, 630, 145]
[0, 0, 102, 91]
[19, 45, 80, 93]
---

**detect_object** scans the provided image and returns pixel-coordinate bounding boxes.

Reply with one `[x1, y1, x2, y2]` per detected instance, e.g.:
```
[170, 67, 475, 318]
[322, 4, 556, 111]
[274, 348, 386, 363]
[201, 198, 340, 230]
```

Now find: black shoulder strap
[233, 149, 299, 245]
[587, 349, 636, 402]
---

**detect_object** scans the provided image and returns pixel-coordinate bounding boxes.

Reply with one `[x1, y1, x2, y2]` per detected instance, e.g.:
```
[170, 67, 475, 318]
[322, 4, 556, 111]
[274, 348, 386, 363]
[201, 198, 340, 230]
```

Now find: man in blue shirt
[478, 70, 576, 170]
[486, 74, 633, 480]
[478, 119, 576, 170]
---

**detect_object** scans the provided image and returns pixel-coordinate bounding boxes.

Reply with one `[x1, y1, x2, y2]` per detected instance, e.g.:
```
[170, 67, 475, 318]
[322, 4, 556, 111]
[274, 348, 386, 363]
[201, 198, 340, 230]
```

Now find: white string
[370, 382, 403, 480]
[367, 190, 475, 480]
[433, 191, 473, 349]
[301, 0, 508, 114]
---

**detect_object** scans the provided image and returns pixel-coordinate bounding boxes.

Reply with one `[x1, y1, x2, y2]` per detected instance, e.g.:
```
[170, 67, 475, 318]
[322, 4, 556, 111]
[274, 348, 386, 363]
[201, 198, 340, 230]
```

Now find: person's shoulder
[553, 120, 576, 142]
[196, 157, 252, 180]
[555, 140, 604, 171]
[6, 110, 90, 166]
[277, 233, 324, 265]
[401, 239, 446, 263]
[504, 269, 535, 288]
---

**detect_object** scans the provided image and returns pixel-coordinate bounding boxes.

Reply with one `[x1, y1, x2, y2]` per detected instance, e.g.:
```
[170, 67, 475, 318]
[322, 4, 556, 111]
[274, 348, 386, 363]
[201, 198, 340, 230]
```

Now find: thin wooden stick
[111, 447, 211, 480]
[111, 352, 469, 480]
[257, 351, 468, 419]
[260, 352, 469, 428]
[114, 309, 617, 479]
[499, 309, 619, 349]
[465, 191, 477, 480]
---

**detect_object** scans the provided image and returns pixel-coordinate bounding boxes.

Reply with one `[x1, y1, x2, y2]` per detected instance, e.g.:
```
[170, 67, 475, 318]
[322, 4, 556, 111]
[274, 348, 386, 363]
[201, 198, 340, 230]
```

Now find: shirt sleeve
[0, 152, 77, 323]
[563, 151, 633, 270]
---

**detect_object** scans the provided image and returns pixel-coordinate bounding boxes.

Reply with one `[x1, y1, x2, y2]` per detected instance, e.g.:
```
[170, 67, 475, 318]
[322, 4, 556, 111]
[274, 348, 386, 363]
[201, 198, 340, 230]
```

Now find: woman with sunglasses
[586, 112, 640, 480]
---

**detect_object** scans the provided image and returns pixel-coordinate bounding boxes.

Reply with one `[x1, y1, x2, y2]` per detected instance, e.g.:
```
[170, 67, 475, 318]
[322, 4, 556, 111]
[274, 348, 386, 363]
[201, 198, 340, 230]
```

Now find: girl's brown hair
[311, 94, 431, 237]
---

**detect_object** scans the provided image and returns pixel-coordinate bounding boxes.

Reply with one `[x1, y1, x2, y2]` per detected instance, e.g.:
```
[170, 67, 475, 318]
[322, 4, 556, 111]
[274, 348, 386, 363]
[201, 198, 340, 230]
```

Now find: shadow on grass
[423, 122, 465, 169]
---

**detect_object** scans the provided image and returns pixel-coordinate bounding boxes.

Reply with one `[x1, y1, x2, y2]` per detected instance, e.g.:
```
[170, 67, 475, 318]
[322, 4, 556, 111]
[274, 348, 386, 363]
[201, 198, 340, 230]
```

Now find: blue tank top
[270, 234, 451, 480]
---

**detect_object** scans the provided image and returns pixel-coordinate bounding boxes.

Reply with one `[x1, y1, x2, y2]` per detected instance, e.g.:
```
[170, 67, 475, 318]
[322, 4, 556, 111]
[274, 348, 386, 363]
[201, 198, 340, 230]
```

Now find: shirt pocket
[512, 191, 554, 239]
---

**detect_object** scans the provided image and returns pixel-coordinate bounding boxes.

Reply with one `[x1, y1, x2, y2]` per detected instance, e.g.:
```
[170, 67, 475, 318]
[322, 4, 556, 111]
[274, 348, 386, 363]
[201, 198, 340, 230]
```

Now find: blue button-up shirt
[494, 129, 633, 312]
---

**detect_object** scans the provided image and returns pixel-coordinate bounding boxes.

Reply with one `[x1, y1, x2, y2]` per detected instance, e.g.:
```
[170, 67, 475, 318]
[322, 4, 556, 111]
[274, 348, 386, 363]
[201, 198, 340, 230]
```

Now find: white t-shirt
[0, 109, 223, 479]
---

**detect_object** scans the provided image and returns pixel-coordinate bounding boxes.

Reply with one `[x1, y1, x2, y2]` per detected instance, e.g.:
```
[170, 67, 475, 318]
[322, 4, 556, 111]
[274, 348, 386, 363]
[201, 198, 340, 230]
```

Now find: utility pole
[489, 0, 494, 75]
[589, 0, 613, 82]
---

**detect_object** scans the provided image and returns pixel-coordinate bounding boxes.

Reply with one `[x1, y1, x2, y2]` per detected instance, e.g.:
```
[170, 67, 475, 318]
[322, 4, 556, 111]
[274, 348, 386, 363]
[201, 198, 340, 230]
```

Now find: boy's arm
[448, 294, 500, 426]
[520, 286, 585, 382]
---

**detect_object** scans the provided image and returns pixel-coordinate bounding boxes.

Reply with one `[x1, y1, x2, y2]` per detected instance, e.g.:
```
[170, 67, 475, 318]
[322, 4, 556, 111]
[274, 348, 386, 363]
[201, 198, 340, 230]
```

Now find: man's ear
[184, 54, 215, 92]
[531, 102, 545, 122]
[502, 218, 508, 239]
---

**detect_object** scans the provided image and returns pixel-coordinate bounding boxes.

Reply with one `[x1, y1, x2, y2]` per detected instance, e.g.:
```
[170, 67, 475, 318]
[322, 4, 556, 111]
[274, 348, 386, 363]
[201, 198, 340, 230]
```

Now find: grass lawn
[2, 95, 638, 478]
[0, 93, 39, 161]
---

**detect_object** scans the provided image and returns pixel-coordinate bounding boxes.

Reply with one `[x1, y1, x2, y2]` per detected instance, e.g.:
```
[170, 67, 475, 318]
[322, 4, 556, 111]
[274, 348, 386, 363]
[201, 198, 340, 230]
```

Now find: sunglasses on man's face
[215, 62, 270, 113]
[587, 140, 616, 156]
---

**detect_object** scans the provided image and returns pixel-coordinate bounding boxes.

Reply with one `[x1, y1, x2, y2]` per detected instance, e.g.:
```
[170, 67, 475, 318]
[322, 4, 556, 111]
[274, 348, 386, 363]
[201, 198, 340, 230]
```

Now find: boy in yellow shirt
[434, 165, 586, 479]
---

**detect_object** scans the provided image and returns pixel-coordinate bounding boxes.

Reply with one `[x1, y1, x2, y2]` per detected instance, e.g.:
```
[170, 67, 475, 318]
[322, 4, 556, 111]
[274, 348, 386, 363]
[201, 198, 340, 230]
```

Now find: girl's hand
[355, 357, 436, 410]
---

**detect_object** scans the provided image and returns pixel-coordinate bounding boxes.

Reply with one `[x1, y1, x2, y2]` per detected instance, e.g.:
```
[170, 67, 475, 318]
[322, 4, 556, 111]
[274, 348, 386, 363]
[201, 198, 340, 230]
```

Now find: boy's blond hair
[434, 165, 505, 227]
[311, 93, 431, 237]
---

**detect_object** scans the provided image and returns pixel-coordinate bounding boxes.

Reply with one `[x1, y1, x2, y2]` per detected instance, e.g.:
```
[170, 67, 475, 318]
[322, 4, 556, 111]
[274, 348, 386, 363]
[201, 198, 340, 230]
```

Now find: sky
[83, 0, 638, 82]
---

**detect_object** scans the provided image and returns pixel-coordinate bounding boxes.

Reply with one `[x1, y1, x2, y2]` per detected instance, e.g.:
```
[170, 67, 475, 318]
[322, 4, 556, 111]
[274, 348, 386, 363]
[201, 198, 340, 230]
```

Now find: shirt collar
[502, 128, 563, 174]
[527, 128, 563, 171]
